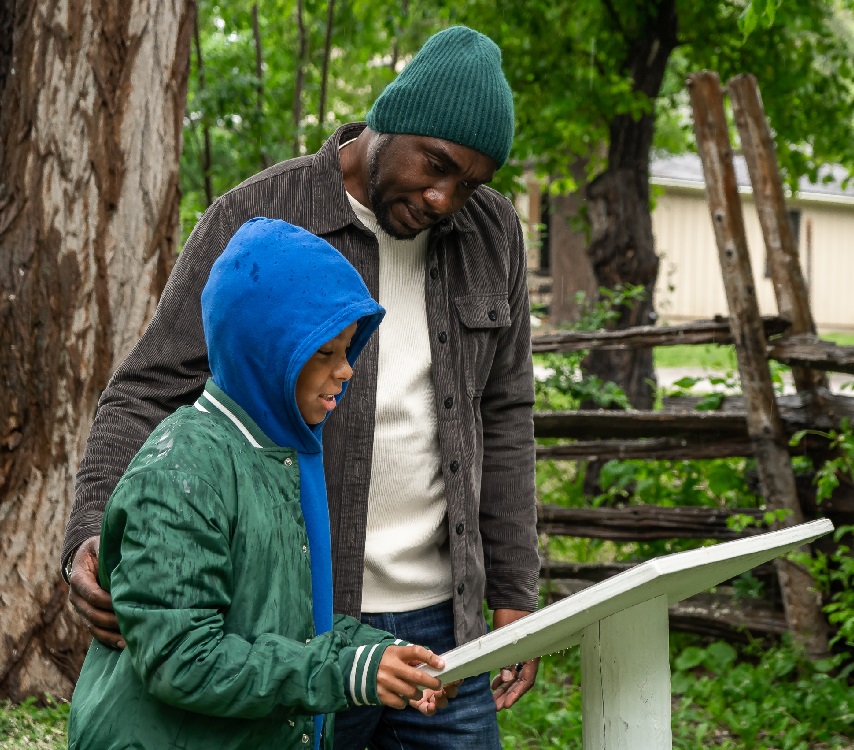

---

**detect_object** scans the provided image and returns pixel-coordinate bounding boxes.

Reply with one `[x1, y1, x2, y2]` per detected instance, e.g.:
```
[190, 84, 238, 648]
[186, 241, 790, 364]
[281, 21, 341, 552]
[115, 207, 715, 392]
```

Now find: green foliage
[181, 0, 854, 245]
[790, 418, 854, 504]
[595, 456, 760, 510]
[738, 0, 781, 39]
[449, 0, 854, 195]
[793, 525, 854, 649]
[0, 697, 68, 750]
[671, 637, 854, 749]
[181, 0, 454, 236]
[496, 633, 854, 749]
[497, 650, 584, 748]
[534, 284, 645, 412]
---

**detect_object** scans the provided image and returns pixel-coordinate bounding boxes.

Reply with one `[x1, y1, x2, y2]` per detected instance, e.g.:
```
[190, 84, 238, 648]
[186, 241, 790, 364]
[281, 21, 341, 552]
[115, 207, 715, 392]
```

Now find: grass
[497, 641, 854, 750]
[0, 697, 68, 750]
[654, 331, 854, 371]
[655, 343, 738, 370]
[9, 646, 852, 749]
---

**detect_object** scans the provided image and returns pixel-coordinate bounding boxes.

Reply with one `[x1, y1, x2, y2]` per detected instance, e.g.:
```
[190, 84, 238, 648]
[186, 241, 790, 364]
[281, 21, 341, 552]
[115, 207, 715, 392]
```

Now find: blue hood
[202, 217, 384, 453]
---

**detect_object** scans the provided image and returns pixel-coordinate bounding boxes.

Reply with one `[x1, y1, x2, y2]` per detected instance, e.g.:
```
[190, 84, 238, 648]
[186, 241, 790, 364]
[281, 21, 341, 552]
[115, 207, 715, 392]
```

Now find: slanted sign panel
[421, 519, 833, 684]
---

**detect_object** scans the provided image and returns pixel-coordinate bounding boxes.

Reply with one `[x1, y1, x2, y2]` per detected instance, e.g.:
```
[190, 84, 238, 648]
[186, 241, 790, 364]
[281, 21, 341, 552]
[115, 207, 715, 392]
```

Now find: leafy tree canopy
[180, 0, 854, 233]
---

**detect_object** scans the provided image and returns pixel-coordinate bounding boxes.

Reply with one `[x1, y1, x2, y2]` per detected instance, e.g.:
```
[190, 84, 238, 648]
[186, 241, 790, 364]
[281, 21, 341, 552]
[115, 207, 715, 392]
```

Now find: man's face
[367, 134, 498, 239]
[295, 322, 358, 425]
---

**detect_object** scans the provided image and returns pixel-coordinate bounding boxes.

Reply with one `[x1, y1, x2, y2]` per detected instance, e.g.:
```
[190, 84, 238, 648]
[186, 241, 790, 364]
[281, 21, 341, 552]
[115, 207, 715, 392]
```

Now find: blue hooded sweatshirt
[201, 218, 384, 747]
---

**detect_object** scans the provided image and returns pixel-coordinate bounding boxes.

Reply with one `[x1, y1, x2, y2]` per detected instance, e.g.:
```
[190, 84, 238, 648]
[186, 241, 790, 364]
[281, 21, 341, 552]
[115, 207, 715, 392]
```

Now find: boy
[68, 219, 448, 749]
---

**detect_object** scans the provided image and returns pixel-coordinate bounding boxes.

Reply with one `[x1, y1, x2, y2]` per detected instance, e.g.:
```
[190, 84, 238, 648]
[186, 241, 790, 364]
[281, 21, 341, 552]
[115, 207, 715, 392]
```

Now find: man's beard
[367, 134, 419, 240]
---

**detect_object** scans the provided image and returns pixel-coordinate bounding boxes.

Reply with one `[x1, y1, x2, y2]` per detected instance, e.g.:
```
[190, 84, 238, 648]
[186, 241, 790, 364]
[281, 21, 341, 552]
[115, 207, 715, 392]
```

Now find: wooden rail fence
[531, 72, 854, 653]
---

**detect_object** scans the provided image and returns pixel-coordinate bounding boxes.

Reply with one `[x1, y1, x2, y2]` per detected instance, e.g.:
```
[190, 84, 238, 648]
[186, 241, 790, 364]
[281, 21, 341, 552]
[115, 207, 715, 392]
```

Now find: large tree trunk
[0, 0, 194, 701]
[583, 1, 678, 409]
[550, 158, 596, 327]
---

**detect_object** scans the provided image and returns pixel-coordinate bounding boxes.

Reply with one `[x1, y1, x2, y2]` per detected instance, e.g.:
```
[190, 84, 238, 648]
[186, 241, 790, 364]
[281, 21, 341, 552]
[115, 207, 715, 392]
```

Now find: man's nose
[423, 181, 461, 217]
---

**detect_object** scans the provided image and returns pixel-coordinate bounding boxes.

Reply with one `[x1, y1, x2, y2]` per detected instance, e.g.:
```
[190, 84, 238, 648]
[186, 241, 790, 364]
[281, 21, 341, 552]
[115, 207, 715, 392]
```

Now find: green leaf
[738, 5, 759, 38]
[673, 376, 700, 389]
[703, 641, 737, 672]
[675, 646, 706, 671]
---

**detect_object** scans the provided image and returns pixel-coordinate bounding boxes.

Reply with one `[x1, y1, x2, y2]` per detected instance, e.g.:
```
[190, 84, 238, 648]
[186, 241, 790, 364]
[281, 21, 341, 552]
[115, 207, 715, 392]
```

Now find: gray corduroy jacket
[64, 122, 539, 646]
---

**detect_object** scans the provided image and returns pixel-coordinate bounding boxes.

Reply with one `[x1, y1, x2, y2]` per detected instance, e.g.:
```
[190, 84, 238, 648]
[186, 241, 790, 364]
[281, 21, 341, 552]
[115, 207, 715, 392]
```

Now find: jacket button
[450, 460, 459, 473]
[284, 457, 293, 467]
[488, 309, 498, 321]
[457, 583, 465, 595]
[302, 544, 307, 553]
[430, 267, 439, 280]
[444, 396, 454, 409]
[456, 522, 465, 535]
[438, 331, 448, 343]
[302, 733, 310, 743]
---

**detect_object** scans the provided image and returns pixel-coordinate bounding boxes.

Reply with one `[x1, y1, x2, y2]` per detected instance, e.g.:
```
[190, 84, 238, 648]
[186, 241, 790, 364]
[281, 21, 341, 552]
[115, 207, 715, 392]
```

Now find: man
[64, 25, 539, 748]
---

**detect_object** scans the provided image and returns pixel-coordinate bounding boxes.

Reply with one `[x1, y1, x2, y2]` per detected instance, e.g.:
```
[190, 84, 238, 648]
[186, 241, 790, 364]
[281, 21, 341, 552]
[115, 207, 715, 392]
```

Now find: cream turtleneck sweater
[346, 192, 453, 613]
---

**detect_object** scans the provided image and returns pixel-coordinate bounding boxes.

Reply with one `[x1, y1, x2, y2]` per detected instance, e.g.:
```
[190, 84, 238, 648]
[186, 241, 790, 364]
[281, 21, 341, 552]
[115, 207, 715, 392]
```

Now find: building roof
[651, 152, 854, 205]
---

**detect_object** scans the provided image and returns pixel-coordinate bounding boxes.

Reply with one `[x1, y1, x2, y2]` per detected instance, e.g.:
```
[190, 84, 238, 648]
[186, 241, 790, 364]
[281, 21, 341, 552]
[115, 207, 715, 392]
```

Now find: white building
[651, 153, 854, 331]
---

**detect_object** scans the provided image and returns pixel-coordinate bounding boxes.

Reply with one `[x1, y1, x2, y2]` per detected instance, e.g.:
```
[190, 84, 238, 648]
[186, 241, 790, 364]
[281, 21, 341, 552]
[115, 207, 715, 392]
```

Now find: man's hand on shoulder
[490, 608, 540, 711]
[67, 536, 124, 649]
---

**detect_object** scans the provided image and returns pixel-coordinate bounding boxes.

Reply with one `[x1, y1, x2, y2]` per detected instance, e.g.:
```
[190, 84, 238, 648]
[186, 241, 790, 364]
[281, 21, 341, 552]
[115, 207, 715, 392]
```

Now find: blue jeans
[332, 600, 501, 750]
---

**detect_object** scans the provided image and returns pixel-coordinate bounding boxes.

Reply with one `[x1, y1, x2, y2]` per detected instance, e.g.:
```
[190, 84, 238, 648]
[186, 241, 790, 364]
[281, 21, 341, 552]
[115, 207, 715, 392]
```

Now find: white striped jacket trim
[348, 639, 405, 706]
[195, 391, 262, 448]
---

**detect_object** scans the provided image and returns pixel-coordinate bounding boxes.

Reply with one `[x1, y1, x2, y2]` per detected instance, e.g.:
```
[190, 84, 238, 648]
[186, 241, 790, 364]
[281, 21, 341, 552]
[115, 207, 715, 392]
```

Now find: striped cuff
[340, 639, 407, 706]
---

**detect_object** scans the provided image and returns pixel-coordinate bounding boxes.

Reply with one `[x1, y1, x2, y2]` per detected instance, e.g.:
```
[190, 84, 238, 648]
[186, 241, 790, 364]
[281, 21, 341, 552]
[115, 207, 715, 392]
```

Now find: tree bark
[0, 0, 194, 700]
[192, 8, 213, 207]
[251, 3, 269, 170]
[389, 0, 411, 73]
[583, 1, 678, 409]
[318, 0, 335, 129]
[292, 0, 308, 156]
[549, 158, 597, 326]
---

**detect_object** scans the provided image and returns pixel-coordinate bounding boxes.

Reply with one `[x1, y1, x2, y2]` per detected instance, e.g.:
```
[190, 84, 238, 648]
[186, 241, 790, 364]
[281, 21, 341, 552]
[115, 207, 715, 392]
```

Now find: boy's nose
[334, 359, 353, 382]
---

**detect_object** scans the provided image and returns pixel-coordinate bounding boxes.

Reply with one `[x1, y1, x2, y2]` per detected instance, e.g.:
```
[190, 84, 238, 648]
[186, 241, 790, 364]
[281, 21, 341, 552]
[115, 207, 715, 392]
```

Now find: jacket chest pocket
[454, 294, 511, 397]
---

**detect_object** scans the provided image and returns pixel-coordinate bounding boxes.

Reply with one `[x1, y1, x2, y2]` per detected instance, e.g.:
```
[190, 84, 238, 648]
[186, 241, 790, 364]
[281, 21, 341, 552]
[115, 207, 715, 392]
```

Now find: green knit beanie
[366, 26, 515, 167]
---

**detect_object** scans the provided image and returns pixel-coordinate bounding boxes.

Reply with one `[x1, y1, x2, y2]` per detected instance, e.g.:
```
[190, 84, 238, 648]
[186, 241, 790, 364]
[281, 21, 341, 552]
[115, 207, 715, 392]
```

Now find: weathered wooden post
[727, 73, 827, 395]
[687, 71, 829, 658]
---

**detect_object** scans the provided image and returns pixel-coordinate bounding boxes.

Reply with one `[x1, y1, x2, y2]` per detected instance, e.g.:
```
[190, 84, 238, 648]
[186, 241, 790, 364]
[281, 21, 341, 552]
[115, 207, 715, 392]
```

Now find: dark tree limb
[583, 0, 678, 409]
[251, 4, 269, 170]
[768, 334, 854, 375]
[192, 10, 213, 207]
[532, 315, 789, 353]
[537, 504, 767, 540]
[292, 0, 307, 156]
[318, 0, 335, 128]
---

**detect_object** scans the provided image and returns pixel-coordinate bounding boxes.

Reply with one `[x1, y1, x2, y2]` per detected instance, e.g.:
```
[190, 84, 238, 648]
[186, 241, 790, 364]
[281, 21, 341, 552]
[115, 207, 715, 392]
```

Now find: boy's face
[295, 322, 358, 425]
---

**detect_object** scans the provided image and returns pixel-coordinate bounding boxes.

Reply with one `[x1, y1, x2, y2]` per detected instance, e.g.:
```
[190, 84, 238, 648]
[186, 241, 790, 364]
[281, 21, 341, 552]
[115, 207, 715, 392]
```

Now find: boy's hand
[375, 645, 444, 710]
[409, 680, 461, 716]
[67, 535, 125, 649]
